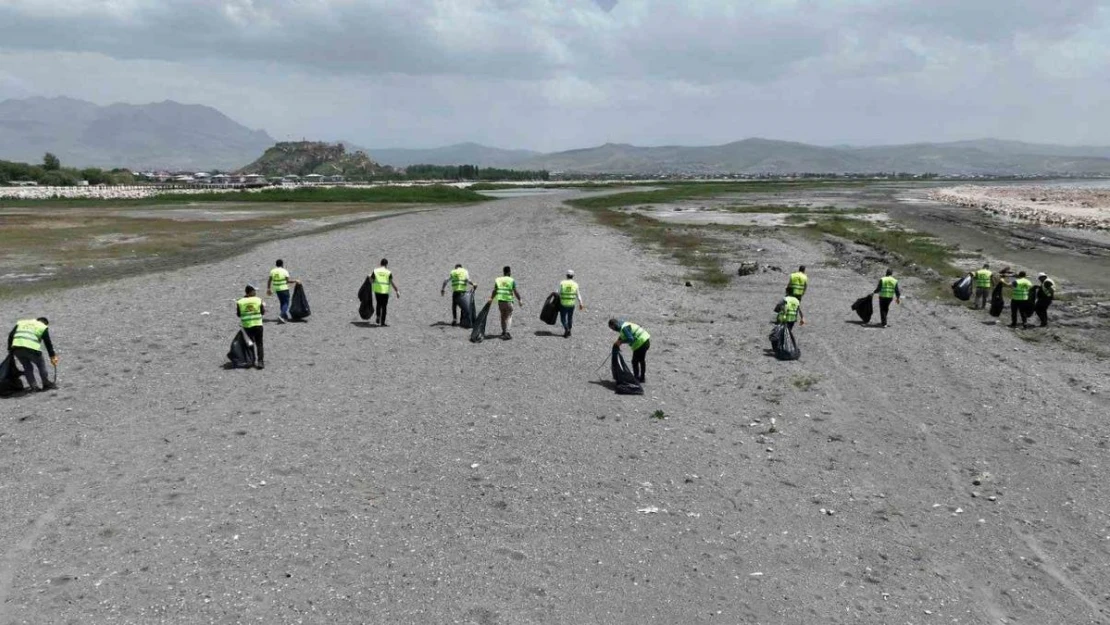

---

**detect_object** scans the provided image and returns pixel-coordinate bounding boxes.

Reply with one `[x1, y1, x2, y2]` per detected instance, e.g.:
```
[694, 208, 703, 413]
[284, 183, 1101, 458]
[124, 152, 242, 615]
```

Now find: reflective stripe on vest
[495, 276, 516, 302]
[1012, 278, 1032, 301]
[620, 322, 650, 351]
[237, 297, 263, 328]
[559, 280, 579, 307]
[11, 319, 46, 352]
[270, 267, 290, 292]
[372, 268, 392, 294]
[975, 269, 992, 288]
[789, 272, 807, 295]
[778, 296, 800, 323]
[450, 268, 469, 292]
[880, 276, 898, 299]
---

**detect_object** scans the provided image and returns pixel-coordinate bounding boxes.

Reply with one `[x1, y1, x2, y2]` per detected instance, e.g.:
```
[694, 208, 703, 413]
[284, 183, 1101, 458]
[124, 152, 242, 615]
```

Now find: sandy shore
[930, 185, 1110, 229]
[2, 192, 1110, 623]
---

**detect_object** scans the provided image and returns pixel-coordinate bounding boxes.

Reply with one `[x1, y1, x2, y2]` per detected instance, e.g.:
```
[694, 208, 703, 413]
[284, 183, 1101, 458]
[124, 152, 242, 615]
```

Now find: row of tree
[0, 153, 135, 186]
[401, 164, 549, 181]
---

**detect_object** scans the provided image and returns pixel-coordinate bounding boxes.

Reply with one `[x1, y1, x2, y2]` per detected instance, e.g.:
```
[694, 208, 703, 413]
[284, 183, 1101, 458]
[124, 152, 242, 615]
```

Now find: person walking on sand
[773, 287, 805, 331]
[371, 258, 400, 327]
[1034, 272, 1055, 327]
[558, 270, 584, 338]
[787, 265, 808, 301]
[609, 318, 651, 383]
[490, 266, 523, 339]
[441, 264, 477, 326]
[266, 259, 300, 323]
[972, 263, 993, 310]
[7, 317, 58, 391]
[1003, 270, 1033, 329]
[873, 269, 901, 327]
[236, 285, 265, 369]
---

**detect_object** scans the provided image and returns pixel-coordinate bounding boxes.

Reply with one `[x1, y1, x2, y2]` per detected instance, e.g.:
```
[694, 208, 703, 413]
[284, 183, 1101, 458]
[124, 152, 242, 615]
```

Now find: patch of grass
[0, 184, 489, 208]
[722, 204, 879, 215]
[803, 216, 956, 276]
[566, 180, 870, 211]
[791, 374, 820, 391]
[651, 409, 667, 420]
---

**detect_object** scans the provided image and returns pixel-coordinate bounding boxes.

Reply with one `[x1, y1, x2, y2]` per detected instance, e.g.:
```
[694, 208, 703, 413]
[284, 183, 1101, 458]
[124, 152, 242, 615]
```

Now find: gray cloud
[0, 1, 1108, 149]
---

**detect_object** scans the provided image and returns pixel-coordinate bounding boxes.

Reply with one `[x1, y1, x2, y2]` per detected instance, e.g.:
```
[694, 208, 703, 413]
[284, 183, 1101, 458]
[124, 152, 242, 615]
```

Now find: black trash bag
[768, 323, 801, 360]
[458, 290, 475, 329]
[470, 300, 492, 343]
[611, 346, 644, 395]
[851, 294, 874, 324]
[288, 282, 311, 321]
[357, 277, 374, 320]
[952, 275, 973, 301]
[989, 283, 1005, 317]
[539, 292, 560, 326]
[0, 352, 26, 397]
[227, 329, 257, 369]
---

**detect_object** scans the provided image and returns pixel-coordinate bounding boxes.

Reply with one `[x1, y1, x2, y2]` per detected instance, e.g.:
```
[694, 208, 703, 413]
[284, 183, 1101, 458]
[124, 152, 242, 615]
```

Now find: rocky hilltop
[237, 141, 393, 178]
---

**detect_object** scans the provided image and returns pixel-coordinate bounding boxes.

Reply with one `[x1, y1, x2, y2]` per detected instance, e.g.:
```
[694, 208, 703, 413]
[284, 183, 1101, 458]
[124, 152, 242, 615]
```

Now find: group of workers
[232, 259, 650, 383]
[775, 264, 903, 330]
[969, 263, 1056, 328]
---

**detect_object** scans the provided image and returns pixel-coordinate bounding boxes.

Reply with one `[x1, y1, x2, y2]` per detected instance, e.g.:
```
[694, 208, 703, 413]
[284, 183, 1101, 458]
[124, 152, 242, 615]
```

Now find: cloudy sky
[1, 0, 1107, 151]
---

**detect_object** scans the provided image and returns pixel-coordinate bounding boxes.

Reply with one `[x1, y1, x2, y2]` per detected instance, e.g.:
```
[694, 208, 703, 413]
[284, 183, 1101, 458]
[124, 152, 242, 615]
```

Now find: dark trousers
[244, 326, 264, 364]
[276, 290, 291, 319]
[1035, 297, 1053, 326]
[451, 292, 466, 321]
[1010, 300, 1030, 327]
[878, 297, 893, 326]
[559, 305, 575, 331]
[375, 293, 390, 325]
[12, 347, 49, 388]
[632, 340, 650, 382]
[974, 286, 990, 309]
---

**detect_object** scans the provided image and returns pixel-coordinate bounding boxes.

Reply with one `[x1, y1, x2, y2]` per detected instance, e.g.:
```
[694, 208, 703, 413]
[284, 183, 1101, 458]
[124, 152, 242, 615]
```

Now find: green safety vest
[1041, 278, 1055, 298]
[450, 268, 469, 292]
[879, 276, 898, 299]
[372, 268, 392, 295]
[11, 319, 47, 352]
[237, 296, 263, 328]
[495, 276, 516, 302]
[270, 267, 290, 292]
[1012, 278, 1032, 301]
[975, 269, 992, 289]
[789, 272, 808, 296]
[559, 279, 579, 307]
[778, 296, 800, 323]
[620, 322, 650, 351]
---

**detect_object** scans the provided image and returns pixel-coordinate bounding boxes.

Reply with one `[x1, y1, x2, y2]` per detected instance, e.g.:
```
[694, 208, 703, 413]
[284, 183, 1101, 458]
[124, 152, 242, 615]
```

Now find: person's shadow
[588, 379, 617, 391]
[844, 319, 882, 328]
[429, 321, 456, 328]
[349, 321, 377, 328]
[534, 330, 561, 337]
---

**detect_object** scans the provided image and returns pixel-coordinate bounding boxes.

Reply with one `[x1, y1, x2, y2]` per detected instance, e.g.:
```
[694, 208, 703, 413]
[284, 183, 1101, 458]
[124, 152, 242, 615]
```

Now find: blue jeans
[559, 305, 575, 331]
[276, 290, 291, 319]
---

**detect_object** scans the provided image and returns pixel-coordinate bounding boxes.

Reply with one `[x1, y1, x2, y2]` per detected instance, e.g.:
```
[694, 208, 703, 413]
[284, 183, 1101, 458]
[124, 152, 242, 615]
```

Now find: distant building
[303, 174, 325, 184]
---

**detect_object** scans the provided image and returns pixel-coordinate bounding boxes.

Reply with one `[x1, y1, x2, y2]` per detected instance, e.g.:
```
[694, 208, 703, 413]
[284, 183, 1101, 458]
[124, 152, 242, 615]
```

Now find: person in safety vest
[971, 263, 993, 310]
[441, 264, 477, 326]
[1002, 270, 1034, 329]
[558, 270, 585, 338]
[1034, 272, 1056, 327]
[773, 287, 805, 331]
[7, 317, 58, 392]
[236, 285, 266, 369]
[489, 266, 523, 339]
[873, 268, 901, 327]
[787, 265, 808, 300]
[371, 258, 401, 327]
[266, 259, 300, 323]
[609, 318, 651, 383]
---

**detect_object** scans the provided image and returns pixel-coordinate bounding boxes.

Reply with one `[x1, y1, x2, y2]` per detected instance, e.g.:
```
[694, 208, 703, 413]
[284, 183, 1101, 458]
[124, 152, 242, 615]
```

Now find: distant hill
[367, 142, 541, 168]
[513, 138, 1110, 176]
[0, 97, 274, 170]
[238, 141, 392, 177]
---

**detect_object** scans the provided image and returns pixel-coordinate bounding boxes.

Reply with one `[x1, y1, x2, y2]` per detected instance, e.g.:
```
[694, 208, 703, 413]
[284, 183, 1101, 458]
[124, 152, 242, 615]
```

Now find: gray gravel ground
[2, 191, 1110, 624]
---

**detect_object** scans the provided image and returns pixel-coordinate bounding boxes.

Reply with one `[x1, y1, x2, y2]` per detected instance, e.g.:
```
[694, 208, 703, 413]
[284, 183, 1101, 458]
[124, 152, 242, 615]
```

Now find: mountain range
[0, 97, 273, 170]
[4, 97, 1110, 175]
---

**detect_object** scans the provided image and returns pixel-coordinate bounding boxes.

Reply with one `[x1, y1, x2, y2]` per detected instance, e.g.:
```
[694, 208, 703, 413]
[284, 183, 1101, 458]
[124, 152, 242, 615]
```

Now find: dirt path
[1, 192, 1109, 624]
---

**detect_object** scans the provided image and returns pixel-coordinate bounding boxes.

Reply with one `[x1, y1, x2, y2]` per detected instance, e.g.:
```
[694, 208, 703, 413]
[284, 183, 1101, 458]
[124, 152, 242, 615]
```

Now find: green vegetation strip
[568, 180, 867, 210]
[803, 216, 957, 277]
[0, 185, 488, 208]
